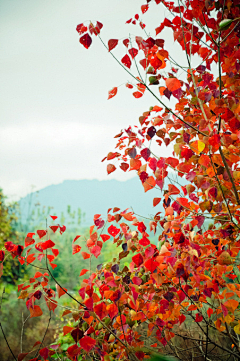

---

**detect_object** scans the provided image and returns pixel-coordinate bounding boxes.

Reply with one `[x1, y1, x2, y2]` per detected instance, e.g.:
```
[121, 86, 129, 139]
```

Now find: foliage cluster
[2, 0, 240, 360]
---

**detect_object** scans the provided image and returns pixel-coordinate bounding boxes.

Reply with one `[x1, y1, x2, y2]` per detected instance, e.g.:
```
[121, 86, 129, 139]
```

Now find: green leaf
[149, 76, 159, 85]
[219, 19, 233, 30]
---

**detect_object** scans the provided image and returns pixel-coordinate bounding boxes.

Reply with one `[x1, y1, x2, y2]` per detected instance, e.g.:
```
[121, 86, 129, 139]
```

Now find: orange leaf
[107, 164, 116, 174]
[224, 299, 239, 312]
[30, 305, 43, 318]
[121, 213, 134, 221]
[168, 184, 180, 195]
[108, 87, 118, 100]
[62, 310, 71, 317]
[159, 86, 166, 96]
[153, 198, 161, 207]
[165, 78, 181, 92]
[82, 252, 91, 260]
[130, 158, 141, 170]
[80, 269, 89, 276]
[63, 326, 74, 335]
[56, 284, 67, 298]
[143, 176, 156, 192]
[188, 305, 197, 311]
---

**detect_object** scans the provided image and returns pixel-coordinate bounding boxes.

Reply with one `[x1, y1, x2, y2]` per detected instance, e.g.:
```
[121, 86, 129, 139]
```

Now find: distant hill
[19, 177, 172, 227]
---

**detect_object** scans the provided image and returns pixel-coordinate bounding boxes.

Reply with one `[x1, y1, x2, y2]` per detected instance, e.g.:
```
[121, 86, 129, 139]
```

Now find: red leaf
[37, 230, 46, 239]
[107, 164, 116, 174]
[108, 39, 118, 51]
[39, 347, 49, 360]
[50, 215, 58, 220]
[26, 254, 36, 264]
[63, 325, 74, 335]
[100, 234, 110, 242]
[195, 313, 203, 322]
[123, 39, 129, 47]
[25, 237, 35, 247]
[144, 258, 159, 272]
[76, 23, 88, 34]
[133, 91, 143, 98]
[94, 302, 107, 320]
[107, 303, 118, 319]
[90, 245, 101, 258]
[30, 305, 43, 318]
[138, 222, 146, 233]
[34, 271, 43, 278]
[141, 4, 149, 13]
[80, 336, 96, 352]
[52, 248, 59, 257]
[167, 157, 179, 168]
[18, 353, 29, 361]
[207, 308, 213, 318]
[50, 225, 58, 233]
[27, 232, 35, 238]
[96, 21, 103, 30]
[72, 244, 81, 255]
[126, 83, 133, 89]
[209, 134, 221, 148]
[153, 198, 161, 207]
[79, 269, 89, 276]
[60, 225, 66, 234]
[121, 54, 131, 68]
[79, 33, 92, 49]
[42, 239, 55, 250]
[56, 284, 67, 298]
[108, 225, 120, 237]
[132, 253, 144, 267]
[73, 235, 81, 243]
[82, 252, 91, 260]
[139, 236, 150, 246]
[0, 250, 4, 262]
[18, 256, 25, 265]
[67, 344, 81, 358]
[89, 23, 100, 35]
[129, 48, 138, 58]
[108, 87, 118, 100]
[120, 162, 129, 172]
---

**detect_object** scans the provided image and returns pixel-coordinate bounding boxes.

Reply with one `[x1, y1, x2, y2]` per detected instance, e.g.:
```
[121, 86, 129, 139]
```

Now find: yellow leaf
[190, 140, 205, 155]
[174, 143, 181, 155]
[234, 322, 240, 334]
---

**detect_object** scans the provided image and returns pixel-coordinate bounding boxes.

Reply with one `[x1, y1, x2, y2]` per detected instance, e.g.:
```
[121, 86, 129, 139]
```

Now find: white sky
[0, 0, 190, 201]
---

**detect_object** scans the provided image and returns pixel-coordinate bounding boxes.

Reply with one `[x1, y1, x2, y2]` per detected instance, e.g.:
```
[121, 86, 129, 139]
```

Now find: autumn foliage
[2, 0, 240, 360]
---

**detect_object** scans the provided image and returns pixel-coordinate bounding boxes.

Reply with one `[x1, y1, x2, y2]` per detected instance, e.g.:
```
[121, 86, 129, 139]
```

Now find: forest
[1, 0, 240, 360]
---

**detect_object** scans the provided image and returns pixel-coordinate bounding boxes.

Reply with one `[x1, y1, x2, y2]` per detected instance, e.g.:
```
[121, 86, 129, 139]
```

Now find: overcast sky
[0, 0, 189, 201]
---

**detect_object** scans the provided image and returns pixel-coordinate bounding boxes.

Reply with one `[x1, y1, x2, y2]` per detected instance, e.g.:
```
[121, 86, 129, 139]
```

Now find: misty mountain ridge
[19, 177, 181, 227]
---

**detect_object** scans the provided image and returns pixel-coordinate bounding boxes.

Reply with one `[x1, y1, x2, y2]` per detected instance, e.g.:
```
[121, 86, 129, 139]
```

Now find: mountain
[19, 177, 170, 227]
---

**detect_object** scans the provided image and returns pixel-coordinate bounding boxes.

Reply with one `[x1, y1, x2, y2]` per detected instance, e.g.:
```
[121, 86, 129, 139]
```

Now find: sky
[0, 0, 189, 201]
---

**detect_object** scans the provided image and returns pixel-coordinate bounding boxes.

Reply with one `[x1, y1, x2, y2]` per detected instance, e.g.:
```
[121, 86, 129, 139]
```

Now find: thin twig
[34, 310, 52, 358]
[0, 288, 17, 361]
[20, 313, 30, 353]
[219, 147, 240, 205]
